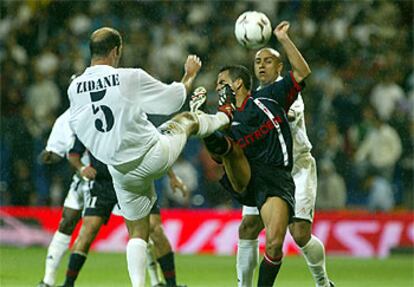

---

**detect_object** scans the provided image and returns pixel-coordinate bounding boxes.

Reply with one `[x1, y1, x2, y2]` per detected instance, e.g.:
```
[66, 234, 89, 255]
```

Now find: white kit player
[68, 27, 231, 287]
[236, 48, 334, 287]
[38, 109, 91, 287]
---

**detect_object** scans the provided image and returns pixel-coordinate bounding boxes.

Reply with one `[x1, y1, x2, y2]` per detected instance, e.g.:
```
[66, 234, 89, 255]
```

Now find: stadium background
[1, 1, 413, 286]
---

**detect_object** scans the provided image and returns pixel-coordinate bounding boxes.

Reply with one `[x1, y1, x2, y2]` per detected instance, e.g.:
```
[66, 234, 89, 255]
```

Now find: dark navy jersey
[69, 137, 112, 180]
[228, 72, 303, 171]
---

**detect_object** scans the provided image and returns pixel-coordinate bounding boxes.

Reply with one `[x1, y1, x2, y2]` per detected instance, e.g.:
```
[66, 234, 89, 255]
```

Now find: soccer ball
[234, 11, 272, 49]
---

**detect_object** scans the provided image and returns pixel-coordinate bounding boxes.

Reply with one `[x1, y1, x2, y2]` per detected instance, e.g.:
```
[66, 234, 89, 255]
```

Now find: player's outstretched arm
[274, 21, 311, 83]
[167, 168, 189, 198]
[181, 55, 202, 93]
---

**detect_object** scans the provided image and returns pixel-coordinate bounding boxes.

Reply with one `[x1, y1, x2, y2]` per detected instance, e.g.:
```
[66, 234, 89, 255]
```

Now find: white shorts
[242, 154, 317, 222]
[63, 175, 91, 211]
[242, 205, 260, 216]
[109, 122, 188, 221]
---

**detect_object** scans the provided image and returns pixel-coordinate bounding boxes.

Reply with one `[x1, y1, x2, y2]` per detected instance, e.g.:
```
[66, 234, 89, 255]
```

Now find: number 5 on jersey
[90, 89, 114, 132]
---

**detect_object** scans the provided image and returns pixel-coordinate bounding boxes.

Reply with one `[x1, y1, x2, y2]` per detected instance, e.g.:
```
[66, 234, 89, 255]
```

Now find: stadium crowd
[1, 1, 413, 211]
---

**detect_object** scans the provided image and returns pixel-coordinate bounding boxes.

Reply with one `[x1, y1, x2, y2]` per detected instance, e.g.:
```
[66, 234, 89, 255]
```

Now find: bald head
[89, 27, 122, 58]
[255, 48, 281, 61]
[254, 47, 283, 87]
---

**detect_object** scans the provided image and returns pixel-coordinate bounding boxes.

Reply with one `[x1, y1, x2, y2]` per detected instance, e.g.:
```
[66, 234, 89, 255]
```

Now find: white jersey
[68, 65, 186, 166]
[45, 109, 75, 157]
[46, 109, 90, 165]
[288, 94, 313, 161]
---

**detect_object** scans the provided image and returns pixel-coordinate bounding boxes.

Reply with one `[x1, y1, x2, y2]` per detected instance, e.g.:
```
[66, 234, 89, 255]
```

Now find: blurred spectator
[354, 106, 402, 179]
[370, 70, 405, 122]
[364, 170, 395, 212]
[316, 159, 347, 210]
[26, 71, 61, 130]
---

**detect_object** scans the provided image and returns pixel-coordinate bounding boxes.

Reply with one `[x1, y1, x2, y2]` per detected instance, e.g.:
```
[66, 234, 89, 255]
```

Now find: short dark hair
[219, 65, 252, 91]
[89, 27, 122, 58]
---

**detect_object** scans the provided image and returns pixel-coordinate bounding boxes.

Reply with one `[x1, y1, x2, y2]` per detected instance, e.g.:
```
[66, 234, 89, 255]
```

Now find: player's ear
[278, 62, 283, 74]
[235, 78, 243, 91]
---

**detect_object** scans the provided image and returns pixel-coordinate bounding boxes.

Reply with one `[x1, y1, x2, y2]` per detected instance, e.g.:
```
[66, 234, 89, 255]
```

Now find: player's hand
[274, 21, 290, 41]
[184, 55, 202, 77]
[79, 165, 97, 180]
[169, 173, 189, 198]
[190, 86, 207, 112]
[217, 84, 236, 121]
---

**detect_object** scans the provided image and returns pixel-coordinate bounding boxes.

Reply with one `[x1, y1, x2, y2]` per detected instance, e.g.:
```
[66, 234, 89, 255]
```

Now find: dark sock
[63, 252, 87, 287]
[203, 132, 231, 155]
[257, 253, 283, 287]
[158, 252, 176, 287]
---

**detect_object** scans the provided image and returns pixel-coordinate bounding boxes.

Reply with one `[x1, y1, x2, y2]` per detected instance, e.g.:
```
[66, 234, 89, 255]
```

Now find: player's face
[254, 49, 283, 86]
[216, 70, 234, 92]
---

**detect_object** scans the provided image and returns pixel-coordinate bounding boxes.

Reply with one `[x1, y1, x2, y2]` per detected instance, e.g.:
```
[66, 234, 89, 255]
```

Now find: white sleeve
[289, 94, 304, 114]
[289, 94, 305, 127]
[45, 110, 75, 157]
[136, 69, 186, 115]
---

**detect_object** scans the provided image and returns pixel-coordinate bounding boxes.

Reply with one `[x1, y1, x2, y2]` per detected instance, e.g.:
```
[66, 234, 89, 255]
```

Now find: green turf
[0, 246, 413, 286]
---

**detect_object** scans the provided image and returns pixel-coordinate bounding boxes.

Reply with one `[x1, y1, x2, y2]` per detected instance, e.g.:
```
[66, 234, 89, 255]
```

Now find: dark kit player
[203, 21, 311, 286]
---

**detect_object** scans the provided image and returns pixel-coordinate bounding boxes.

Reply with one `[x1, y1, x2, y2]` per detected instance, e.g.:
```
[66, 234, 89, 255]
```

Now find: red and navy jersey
[228, 72, 303, 171]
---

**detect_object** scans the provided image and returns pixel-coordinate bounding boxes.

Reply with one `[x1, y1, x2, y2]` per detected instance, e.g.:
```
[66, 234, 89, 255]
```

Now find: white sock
[300, 235, 330, 287]
[195, 111, 229, 137]
[43, 231, 71, 285]
[126, 238, 148, 287]
[146, 243, 162, 286]
[237, 239, 259, 287]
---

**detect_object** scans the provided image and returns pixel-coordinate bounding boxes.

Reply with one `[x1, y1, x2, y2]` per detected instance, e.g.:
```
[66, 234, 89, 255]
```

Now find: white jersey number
[90, 90, 114, 132]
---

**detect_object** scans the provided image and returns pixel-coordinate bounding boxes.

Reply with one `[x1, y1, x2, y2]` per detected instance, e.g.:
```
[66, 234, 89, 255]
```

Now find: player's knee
[291, 225, 312, 247]
[149, 221, 160, 237]
[149, 223, 166, 243]
[239, 217, 262, 239]
[78, 226, 99, 250]
[231, 142, 244, 157]
[265, 236, 284, 256]
[59, 217, 78, 234]
[176, 111, 199, 134]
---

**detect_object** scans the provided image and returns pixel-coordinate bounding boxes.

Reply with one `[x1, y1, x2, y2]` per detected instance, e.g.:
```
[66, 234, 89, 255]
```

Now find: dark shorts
[220, 165, 295, 219]
[84, 179, 118, 224]
[150, 199, 160, 215]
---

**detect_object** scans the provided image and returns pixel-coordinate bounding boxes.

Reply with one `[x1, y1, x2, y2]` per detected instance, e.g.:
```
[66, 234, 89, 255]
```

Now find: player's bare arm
[181, 54, 202, 93]
[274, 21, 311, 83]
[167, 169, 189, 197]
[68, 153, 97, 180]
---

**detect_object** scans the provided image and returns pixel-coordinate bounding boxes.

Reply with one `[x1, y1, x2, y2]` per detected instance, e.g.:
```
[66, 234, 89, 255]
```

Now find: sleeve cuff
[45, 147, 65, 158]
[289, 71, 303, 92]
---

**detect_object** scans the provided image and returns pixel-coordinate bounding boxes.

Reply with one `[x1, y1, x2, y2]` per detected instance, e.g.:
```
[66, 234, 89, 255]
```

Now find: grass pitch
[0, 246, 413, 286]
